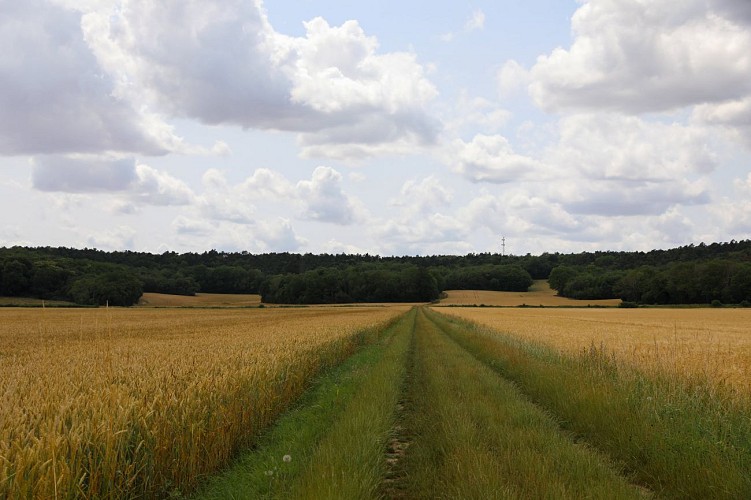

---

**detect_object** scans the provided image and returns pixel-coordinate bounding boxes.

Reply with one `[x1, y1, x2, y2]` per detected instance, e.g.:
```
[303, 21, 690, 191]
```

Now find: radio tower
[501, 236, 506, 257]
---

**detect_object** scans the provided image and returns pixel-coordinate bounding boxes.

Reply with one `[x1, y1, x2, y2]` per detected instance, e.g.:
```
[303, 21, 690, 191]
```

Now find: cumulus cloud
[449, 134, 542, 183]
[295, 166, 362, 225]
[172, 215, 306, 252]
[551, 178, 710, 216]
[0, 0, 173, 156]
[31, 156, 195, 207]
[83, 1, 439, 161]
[497, 60, 529, 98]
[694, 96, 751, 148]
[528, 0, 751, 114]
[446, 93, 511, 135]
[197, 166, 362, 226]
[392, 176, 453, 215]
[32, 157, 137, 193]
[552, 114, 717, 180]
[197, 170, 257, 224]
[131, 164, 195, 206]
[711, 172, 751, 233]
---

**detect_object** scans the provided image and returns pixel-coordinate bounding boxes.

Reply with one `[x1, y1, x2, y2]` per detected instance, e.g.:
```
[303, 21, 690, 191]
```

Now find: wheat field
[0, 306, 405, 498]
[439, 280, 622, 307]
[437, 307, 751, 393]
[137, 292, 263, 307]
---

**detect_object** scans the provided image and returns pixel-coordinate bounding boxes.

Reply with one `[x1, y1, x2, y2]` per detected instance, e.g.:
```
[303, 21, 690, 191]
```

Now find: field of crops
[2, 303, 750, 498]
[437, 306, 751, 393]
[0, 306, 405, 498]
[439, 280, 621, 307]
[137, 292, 262, 307]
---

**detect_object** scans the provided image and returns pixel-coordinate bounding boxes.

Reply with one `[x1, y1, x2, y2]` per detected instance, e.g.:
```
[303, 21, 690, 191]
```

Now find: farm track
[391, 307, 647, 499]
[196, 306, 750, 498]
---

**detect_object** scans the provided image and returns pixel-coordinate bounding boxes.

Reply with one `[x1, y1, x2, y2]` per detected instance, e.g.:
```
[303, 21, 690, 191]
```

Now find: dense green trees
[444, 265, 532, 292]
[68, 271, 143, 306]
[2, 240, 751, 306]
[549, 259, 751, 305]
[261, 264, 441, 304]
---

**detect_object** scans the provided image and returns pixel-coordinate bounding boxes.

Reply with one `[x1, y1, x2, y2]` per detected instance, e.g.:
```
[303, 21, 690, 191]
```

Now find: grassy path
[395, 307, 646, 499]
[429, 307, 751, 499]
[194, 307, 656, 498]
[192, 308, 415, 499]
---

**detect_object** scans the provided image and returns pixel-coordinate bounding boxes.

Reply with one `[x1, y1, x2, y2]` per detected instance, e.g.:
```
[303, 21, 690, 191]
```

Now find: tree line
[0, 247, 534, 306]
[1, 240, 750, 306]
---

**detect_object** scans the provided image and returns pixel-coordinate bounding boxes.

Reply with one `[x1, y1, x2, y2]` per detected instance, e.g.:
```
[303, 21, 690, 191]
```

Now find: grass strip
[191, 308, 415, 499]
[400, 308, 646, 499]
[285, 308, 415, 499]
[428, 307, 751, 499]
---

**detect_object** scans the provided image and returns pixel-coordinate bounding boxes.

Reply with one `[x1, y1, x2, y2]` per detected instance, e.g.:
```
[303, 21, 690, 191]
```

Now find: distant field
[437, 306, 751, 393]
[138, 292, 262, 307]
[438, 280, 622, 307]
[0, 296, 77, 307]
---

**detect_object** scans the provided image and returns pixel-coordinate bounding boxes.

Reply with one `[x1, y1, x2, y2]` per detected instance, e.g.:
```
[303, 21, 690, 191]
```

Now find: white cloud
[552, 114, 717, 181]
[198, 170, 257, 224]
[465, 9, 486, 31]
[31, 156, 195, 208]
[255, 218, 306, 251]
[173, 216, 214, 236]
[172, 216, 306, 253]
[86, 225, 137, 250]
[711, 173, 751, 233]
[0, 0, 175, 156]
[497, 60, 530, 98]
[392, 176, 453, 215]
[441, 8, 486, 41]
[83, 1, 439, 161]
[528, 0, 751, 114]
[32, 157, 137, 192]
[131, 164, 195, 206]
[196, 166, 362, 226]
[448, 134, 542, 183]
[295, 166, 362, 225]
[240, 168, 295, 199]
[550, 178, 710, 216]
[447, 93, 511, 135]
[694, 96, 751, 148]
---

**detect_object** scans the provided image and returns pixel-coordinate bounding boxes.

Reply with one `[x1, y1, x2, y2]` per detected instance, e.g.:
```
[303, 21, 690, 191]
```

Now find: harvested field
[436, 307, 751, 393]
[438, 280, 621, 307]
[0, 296, 77, 307]
[0, 306, 406, 498]
[138, 292, 262, 307]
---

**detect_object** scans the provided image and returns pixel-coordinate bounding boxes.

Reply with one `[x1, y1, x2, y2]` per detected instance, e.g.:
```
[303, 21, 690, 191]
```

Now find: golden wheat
[0, 306, 406, 498]
[436, 307, 751, 393]
[137, 292, 262, 307]
[438, 281, 621, 307]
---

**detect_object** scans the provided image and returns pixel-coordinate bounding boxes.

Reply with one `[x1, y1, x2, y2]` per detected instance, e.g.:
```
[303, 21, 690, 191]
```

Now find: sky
[1, 0, 750, 256]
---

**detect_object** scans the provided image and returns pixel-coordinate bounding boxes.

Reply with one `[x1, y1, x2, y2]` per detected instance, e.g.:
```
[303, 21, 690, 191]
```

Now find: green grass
[428, 308, 751, 499]
[285, 309, 414, 499]
[191, 308, 416, 499]
[398, 308, 646, 499]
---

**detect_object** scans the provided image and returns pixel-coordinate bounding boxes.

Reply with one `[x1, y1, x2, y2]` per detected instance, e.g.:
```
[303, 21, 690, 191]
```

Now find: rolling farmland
[2, 304, 750, 498]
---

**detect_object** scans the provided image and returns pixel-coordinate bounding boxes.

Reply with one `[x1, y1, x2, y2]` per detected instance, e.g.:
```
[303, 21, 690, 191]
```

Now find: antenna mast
[501, 236, 506, 257]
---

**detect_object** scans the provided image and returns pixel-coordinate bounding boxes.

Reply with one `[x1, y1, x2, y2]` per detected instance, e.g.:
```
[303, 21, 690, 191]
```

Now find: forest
[1, 240, 750, 306]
